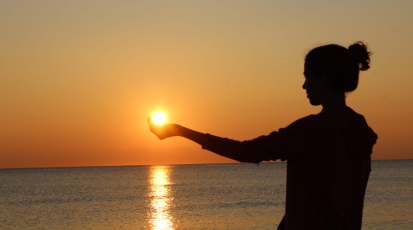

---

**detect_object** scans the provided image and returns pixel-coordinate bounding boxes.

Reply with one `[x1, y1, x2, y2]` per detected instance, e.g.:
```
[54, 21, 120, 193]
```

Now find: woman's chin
[308, 98, 322, 106]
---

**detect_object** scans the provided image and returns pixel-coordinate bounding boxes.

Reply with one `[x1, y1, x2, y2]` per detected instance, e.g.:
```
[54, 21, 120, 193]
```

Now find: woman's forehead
[303, 67, 311, 75]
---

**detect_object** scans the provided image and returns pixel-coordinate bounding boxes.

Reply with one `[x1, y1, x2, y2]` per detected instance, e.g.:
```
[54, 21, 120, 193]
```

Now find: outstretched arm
[147, 118, 279, 163]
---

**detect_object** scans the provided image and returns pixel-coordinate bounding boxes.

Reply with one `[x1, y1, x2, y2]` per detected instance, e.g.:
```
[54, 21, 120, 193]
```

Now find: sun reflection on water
[148, 166, 174, 230]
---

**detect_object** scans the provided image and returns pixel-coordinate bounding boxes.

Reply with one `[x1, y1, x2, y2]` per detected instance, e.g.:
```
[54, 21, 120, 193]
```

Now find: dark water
[0, 160, 412, 229]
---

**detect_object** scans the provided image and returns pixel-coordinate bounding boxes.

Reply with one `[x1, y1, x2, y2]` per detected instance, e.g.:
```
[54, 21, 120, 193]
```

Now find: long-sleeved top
[200, 105, 378, 230]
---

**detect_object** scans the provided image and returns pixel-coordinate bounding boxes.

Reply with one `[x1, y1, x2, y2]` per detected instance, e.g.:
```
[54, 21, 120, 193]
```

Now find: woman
[147, 41, 378, 230]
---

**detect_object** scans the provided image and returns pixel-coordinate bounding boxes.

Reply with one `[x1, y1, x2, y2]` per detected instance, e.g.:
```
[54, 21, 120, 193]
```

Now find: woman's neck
[321, 91, 346, 108]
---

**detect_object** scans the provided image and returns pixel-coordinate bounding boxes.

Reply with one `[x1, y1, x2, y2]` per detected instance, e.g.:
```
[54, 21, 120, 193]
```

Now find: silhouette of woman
[147, 41, 378, 230]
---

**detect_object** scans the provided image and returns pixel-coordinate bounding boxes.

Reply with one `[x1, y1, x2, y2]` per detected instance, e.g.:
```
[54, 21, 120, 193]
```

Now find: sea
[0, 160, 412, 230]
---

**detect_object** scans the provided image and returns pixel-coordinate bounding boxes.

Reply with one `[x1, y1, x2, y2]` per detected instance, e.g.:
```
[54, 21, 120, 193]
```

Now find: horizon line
[1, 159, 412, 170]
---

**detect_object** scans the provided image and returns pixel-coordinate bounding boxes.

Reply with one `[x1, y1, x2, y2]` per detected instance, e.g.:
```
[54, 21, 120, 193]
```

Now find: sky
[1, 0, 413, 169]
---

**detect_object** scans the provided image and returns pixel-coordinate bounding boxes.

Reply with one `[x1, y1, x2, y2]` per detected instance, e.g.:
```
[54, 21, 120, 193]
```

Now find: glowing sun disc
[152, 112, 166, 126]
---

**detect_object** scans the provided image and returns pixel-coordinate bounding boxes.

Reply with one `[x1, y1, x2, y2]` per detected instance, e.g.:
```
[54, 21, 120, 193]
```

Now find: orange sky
[1, 0, 413, 169]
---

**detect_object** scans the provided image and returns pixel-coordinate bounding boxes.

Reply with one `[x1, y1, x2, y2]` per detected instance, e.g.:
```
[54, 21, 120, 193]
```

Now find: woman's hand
[147, 117, 180, 140]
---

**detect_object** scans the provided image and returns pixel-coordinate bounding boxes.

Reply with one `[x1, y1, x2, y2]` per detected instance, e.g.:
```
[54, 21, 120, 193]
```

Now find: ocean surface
[0, 160, 412, 229]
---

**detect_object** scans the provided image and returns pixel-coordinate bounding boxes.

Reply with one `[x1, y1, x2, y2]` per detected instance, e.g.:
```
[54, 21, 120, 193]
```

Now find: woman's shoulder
[283, 113, 332, 134]
[290, 112, 329, 126]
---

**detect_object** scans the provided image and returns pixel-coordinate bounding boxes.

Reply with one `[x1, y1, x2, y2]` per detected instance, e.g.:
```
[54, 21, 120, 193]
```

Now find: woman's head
[303, 41, 372, 105]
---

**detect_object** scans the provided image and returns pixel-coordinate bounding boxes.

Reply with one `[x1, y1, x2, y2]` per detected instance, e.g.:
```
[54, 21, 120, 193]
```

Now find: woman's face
[303, 67, 323, 106]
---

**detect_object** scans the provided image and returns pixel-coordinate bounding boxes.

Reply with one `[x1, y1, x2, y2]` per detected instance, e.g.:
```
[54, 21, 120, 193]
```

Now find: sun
[152, 112, 166, 126]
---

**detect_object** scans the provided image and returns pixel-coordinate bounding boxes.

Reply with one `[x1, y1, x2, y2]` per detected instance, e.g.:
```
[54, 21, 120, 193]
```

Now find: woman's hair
[305, 41, 372, 93]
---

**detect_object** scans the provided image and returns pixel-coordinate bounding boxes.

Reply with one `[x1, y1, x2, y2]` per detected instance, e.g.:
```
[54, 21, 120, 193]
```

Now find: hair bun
[348, 41, 371, 71]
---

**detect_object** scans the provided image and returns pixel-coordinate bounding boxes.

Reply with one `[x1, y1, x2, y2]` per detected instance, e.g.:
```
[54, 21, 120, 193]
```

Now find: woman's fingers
[147, 117, 167, 140]
[147, 117, 154, 129]
[147, 117, 158, 136]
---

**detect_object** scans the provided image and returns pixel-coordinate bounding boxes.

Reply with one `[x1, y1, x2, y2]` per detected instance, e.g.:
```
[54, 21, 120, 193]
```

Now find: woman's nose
[302, 80, 306, 89]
